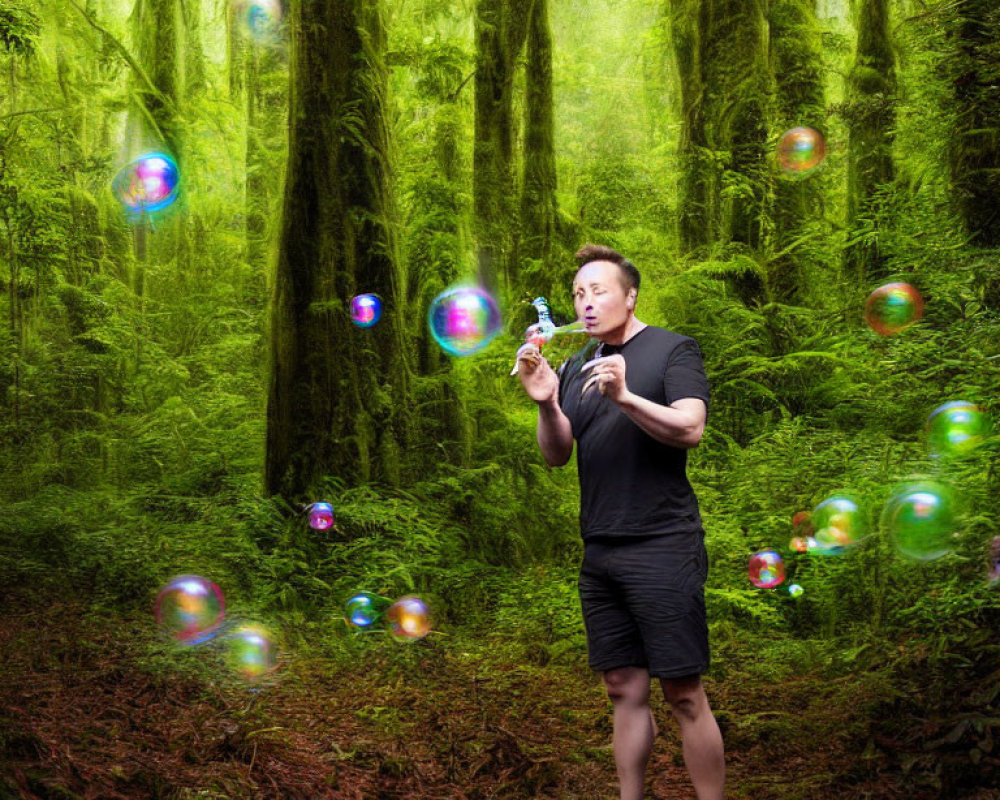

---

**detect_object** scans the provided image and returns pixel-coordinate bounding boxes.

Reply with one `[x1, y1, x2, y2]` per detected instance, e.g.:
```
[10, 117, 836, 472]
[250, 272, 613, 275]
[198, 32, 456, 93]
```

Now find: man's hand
[516, 344, 559, 405]
[581, 354, 629, 404]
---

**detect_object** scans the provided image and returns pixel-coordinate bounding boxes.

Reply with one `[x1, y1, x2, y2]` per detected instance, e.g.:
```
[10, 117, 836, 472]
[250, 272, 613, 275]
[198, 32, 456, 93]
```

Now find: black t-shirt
[557, 325, 710, 540]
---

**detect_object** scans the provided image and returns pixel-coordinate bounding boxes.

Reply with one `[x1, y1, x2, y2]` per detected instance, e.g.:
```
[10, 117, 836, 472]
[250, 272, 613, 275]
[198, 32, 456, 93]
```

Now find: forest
[1, 0, 999, 797]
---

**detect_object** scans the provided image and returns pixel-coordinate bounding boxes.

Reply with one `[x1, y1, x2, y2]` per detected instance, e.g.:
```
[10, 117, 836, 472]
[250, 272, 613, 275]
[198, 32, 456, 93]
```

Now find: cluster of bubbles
[347, 284, 505, 360]
[111, 153, 181, 216]
[748, 270, 994, 593]
[154, 575, 279, 682]
[344, 592, 432, 643]
[776, 126, 826, 176]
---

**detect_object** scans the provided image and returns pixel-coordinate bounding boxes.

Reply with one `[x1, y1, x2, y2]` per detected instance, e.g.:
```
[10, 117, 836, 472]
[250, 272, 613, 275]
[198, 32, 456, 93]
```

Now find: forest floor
[0, 594, 980, 800]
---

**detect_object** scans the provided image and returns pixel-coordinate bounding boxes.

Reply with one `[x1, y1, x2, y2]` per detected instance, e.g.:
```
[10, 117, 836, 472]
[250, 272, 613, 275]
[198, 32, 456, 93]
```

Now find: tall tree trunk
[670, 0, 716, 253]
[518, 0, 558, 298]
[767, 0, 826, 305]
[473, 0, 535, 291]
[181, 0, 206, 96]
[713, 0, 770, 254]
[844, 0, 896, 285]
[265, 0, 409, 499]
[949, 0, 1000, 246]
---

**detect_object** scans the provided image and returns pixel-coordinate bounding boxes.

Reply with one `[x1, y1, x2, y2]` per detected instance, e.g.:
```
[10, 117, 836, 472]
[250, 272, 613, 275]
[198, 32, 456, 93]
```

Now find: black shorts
[578, 531, 709, 679]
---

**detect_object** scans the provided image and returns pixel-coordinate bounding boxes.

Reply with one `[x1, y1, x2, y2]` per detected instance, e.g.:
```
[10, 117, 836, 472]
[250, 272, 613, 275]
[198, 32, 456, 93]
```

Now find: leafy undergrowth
[0, 595, 985, 800]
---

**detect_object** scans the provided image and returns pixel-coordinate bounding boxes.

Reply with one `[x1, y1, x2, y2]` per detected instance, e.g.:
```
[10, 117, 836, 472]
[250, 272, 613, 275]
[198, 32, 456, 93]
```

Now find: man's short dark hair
[575, 244, 641, 295]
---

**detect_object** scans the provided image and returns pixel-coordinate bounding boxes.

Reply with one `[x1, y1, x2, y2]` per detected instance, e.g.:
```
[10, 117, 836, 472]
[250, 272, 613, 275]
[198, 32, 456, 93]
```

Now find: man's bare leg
[660, 675, 725, 800]
[603, 666, 655, 800]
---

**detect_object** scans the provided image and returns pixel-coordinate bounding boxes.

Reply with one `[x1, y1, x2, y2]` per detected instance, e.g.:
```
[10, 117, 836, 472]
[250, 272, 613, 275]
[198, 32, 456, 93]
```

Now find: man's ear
[627, 290, 637, 309]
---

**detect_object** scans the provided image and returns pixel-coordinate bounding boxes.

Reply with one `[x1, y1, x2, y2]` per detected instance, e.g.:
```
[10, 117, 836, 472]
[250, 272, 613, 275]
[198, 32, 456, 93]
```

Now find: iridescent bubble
[927, 400, 989, 458]
[154, 575, 225, 645]
[788, 583, 804, 598]
[111, 152, 180, 215]
[864, 282, 924, 336]
[810, 494, 867, 553]
[350, 293, 383, 328]
[225, 624, 278, 681]
[882, 481, 958, 561]
[428, 286, 502, 356]
[386, 595, 431, 642]
[235, 0, 283, 40]
[776, 127, 826, 175]
[345, 593, 381, 628]
[748, 550, 785, 589]
[308, 502, 335, 531]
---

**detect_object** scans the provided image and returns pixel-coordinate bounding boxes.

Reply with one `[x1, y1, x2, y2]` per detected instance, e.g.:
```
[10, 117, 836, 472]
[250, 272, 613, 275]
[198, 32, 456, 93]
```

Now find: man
[516, 244, 725, 800]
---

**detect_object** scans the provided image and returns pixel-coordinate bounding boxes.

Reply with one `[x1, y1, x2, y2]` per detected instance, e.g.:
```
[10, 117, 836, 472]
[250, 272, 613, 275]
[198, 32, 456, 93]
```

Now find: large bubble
[112, 152, 180, 215]
[154, 575, 225, 645]
[882, 480, 959, 561]
[307, 502, 335, 531]
[234, 0, 283, 41]
[386, 595, 431, 642]
[345, 592, 381, 628]
[864, 282, 923, 336]
[428, 286, 502, 356]
[748, 550, 785, 589]
[776, 127, 826, 175]
[810, 494, 867, 554]
[225, 624, 278, 681]
[350, 294, 383, 328]
[927, 400, 989, 458]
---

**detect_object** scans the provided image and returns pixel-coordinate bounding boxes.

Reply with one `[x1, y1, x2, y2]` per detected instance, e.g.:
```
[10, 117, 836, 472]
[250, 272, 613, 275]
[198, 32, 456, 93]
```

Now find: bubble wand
[510, 297, 586, 375]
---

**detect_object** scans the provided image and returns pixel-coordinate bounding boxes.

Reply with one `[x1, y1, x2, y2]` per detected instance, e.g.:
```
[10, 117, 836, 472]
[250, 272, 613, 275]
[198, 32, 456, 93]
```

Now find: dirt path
[0, 600, 910, 799]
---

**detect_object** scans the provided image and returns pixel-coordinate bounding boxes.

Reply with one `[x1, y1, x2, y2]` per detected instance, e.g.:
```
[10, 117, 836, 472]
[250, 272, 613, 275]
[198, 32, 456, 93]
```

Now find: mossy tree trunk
[670, 0, 716, 253]
[265, 0, 410, 500]
[715, 0, 771, 256]
[949, 0, 1000, 247]
[473, 0, 534, 291]
[767, 0, 826, 305]
[844, 0, 897, 285]
[517, 0, 558, 297]
[670, 0, 770, 274]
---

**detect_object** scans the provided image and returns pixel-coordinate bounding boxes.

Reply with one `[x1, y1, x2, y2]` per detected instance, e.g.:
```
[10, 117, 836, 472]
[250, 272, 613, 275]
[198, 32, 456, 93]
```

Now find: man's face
[572, 260, 634, 337]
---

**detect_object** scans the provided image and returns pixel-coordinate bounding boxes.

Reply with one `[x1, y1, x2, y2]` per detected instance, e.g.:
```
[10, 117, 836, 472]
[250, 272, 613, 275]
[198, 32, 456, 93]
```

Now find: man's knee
[660, 675, 705, 721]
[603, 666, 650, 705]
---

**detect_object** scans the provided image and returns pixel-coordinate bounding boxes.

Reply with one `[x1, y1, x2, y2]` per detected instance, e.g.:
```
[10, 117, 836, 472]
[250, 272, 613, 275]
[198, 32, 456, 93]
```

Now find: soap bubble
[345, 593, 381, 628]
[788, 583, 804, 598]
[428, 286, 502, 356]
[350, 294, 383, 328]
[112, 152, 180, 215]
[810, 494, 867, 553]
[225, 624, 278, 681]
[308, 502, 335, 531]
[386, 595, 431, 642]
[154, 575, 225, 645]
[927, 400, 989, 458]
[748, 550, 785, 589]
[882, 480, 958, 561]
[776, 127, 826, 175]
[864, 282, 923, 336]
[234, 0, 283, 41]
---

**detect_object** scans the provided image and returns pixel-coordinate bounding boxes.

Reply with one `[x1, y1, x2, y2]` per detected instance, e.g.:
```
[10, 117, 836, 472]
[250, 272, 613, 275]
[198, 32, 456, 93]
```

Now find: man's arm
[538, 396, 574, 466]
[615, 394, 706, 449]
